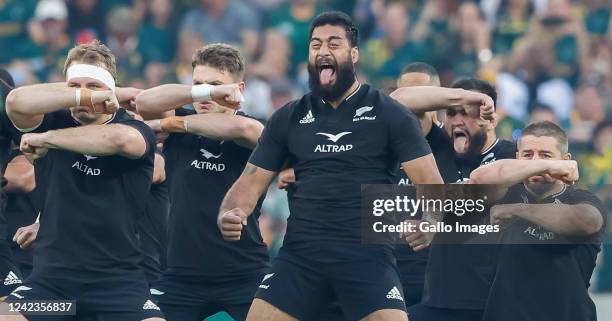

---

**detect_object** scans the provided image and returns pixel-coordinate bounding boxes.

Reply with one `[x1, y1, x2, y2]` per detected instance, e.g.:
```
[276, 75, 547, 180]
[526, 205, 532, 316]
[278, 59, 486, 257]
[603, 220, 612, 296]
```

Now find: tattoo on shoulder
[243, 163, 258, 175]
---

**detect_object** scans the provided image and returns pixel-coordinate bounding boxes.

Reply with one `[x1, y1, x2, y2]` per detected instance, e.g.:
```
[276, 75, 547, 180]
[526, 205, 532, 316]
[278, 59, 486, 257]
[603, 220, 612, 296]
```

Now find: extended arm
[218, 163, 277, 240]
[390, 86, 494, 134]
[495, 203, 603, 236]
[135, 83, 244, 120]
[21, 124, 148, 159]
[155, 113, 263, 149]
[6, 83, 118, 130]
[2, 155, 35, 193]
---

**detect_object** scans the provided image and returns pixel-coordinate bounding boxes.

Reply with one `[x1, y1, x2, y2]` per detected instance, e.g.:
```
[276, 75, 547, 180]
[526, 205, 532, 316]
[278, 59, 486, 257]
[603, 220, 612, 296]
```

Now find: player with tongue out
[390, 77, 516, 321]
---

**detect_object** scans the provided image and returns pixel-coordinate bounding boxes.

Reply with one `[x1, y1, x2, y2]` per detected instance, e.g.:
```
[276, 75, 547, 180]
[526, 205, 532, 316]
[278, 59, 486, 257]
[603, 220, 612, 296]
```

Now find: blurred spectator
[67, 0, 106, 41]
[360, 1, 424, 88]
[448, 1, 491, 77]
[106, 6, 141, 84]
[583, 0, 610, 38]
[529, 103, 561, 125]
[180, 0, 261, 59]
[506, 0, 589, 88]
[491, 0, 533, 55]
[174, 31, 204, 85]
[268, 0, 325, 74]
[27, 0, 72, 81]
[0, 0, 37, 64]
[409, 0, 454, 79]
[568, 84, 606, 144]
[138, 0, 178, 66]
[250, 29, 292, 82]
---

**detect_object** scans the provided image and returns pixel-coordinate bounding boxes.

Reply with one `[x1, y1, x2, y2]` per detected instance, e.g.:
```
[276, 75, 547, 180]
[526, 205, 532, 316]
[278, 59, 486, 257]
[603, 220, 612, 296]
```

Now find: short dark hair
[521, 121, 568, 154]
[401, 62, 440, 84]
[192, 43, 245, 81]
[309, 11, 359, 48]
[451, 77, 497, 109]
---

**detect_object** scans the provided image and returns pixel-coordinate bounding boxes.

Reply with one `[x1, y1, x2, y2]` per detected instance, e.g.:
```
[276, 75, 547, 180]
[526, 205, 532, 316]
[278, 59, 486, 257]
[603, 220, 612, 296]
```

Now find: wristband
[75, 88, 81, 107]
[79, 88, 95, 112]
[160, 116, 186, 133]
[191, 84, 214, 102]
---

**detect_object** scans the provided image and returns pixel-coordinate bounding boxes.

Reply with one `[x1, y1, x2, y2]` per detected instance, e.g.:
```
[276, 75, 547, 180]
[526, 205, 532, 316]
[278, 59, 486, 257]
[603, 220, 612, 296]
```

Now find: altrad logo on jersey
[315, 132, 353, 153]
[190, 147, 225, 171]
[72, 161, 101, 176]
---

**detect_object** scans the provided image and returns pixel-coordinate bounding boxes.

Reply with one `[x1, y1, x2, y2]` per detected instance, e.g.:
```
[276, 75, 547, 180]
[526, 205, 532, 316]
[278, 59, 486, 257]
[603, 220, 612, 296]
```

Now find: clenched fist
[80, 89, 120, 114]
[20, 133, 49, 160]
[210, 84, 244, 109]
[218, 208, 248, 241]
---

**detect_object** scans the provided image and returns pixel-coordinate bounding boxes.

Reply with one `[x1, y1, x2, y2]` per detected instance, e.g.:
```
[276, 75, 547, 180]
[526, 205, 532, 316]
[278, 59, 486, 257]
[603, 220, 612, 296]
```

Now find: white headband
[66, 64, 116, 92]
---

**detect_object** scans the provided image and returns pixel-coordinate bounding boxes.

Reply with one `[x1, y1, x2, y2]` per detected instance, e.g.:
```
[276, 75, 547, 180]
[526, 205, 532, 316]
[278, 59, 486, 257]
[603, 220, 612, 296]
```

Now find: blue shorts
[151, 271, 267, 321]
[6, 271, 164, 321]
[255, 244, 406, 321]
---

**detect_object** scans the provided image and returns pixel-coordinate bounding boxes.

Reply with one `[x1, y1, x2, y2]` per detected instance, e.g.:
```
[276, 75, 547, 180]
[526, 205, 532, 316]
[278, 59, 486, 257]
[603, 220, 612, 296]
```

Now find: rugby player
[469, 121, 604, 321]
[390, 78, 515, 321]
[0, 40, 165, 321]
[218, 12, 443, 321]
[135, 43, 268, 321]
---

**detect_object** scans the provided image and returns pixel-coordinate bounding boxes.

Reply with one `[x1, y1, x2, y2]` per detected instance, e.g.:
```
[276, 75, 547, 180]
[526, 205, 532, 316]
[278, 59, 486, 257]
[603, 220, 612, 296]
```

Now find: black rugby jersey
[29, 109, 155, 280]
[163, 108, 269, 279]
[249, 84, 432, 247]
[483, 184, 604, 321]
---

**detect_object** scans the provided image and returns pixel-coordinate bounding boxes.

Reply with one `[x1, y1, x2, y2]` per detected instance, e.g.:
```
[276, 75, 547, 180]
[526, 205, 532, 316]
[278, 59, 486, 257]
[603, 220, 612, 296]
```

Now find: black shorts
[407, 304, 483, 321]
[150, 270, 267, 321]
[255, 244, 406, 321]
[5, 271, 164, 321]
[0, 242, 23, 297]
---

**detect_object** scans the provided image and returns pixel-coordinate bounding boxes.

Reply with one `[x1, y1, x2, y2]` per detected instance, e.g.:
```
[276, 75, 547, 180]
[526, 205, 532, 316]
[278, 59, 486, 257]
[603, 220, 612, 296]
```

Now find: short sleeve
[567, 189, 606, 228]
[387, 101, 432, 163]
[247, 104, 291, 172]
[119, 117, 156, 163]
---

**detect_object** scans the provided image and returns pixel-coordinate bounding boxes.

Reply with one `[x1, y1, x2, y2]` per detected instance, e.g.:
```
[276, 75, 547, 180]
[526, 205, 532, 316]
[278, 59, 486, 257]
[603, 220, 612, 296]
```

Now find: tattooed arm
[217, 163, 277, 241]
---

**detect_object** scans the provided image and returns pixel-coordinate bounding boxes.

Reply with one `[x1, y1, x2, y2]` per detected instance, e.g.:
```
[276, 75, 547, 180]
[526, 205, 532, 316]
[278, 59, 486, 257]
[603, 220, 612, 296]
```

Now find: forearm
[38, 124, 146, 159]
[390, 87, 466, 115]
[6, 83, 76, 116]
[219, 164, 274, 217]
[160, 114, 262, 148]
[470, 160, 550, 185]
[135, 84, 193, 119]
[512, 203, 603, 236]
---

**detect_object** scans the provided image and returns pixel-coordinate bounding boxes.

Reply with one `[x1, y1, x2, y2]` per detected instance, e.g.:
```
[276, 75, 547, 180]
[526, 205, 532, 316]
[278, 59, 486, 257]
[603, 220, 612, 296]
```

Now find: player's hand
[20, 133, 49, 160]
[462, 90, 495, 122]
[400, 219, 434, 251]
[218, 208, 248, 241]
[89, 90, 120, 114]
[115, 87, 142, 111]
[210, 84, 244, 109]
[490, 204, 517, 228]
[278, 168, 296, 189]
[13, 222, 40, 249]
[547, 160, 579, 184]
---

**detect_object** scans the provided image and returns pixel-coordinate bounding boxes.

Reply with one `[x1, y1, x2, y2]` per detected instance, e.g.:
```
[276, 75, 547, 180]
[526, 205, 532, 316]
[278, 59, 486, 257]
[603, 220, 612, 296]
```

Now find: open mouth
[452, 128, 469, 154]
[318, 62, 336, 86]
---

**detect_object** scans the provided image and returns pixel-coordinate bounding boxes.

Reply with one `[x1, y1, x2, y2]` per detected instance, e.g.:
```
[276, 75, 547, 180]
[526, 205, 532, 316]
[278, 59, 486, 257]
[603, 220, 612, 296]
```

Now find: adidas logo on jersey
[353, 106, 376, 122]
[142, 300, 160, 311]
[3, 271, 22, 286]
[386, 286, 404, 301]
[300, 110, 315, 124]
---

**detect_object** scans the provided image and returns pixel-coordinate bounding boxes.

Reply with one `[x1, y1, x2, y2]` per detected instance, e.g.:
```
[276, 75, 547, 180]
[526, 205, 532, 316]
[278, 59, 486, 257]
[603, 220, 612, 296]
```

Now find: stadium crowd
[0, 1, 611, 320]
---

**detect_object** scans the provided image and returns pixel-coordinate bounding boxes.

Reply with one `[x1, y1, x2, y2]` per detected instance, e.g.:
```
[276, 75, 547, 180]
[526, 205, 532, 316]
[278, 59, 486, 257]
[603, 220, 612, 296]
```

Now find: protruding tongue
[454, 136, 468, 154]
[320, 68, 334, 86]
